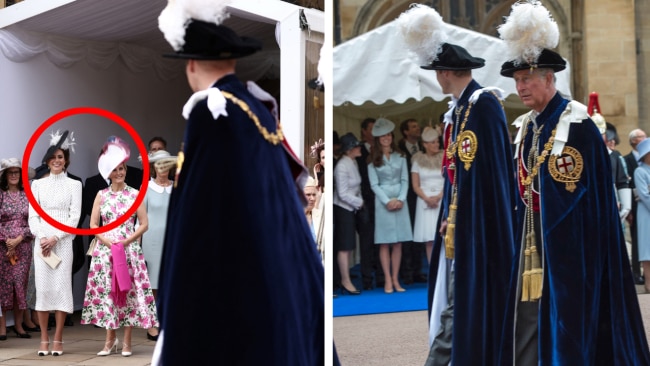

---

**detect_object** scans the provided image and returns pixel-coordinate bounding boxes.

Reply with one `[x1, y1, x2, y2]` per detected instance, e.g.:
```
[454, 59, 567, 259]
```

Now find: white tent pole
[278, 9, 306, 161]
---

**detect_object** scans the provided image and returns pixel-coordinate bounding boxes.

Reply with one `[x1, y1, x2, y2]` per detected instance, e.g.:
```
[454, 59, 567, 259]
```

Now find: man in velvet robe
[424, 42, 517, 366]
[499, 48, 650, 365]
[154, 11, 327, 366]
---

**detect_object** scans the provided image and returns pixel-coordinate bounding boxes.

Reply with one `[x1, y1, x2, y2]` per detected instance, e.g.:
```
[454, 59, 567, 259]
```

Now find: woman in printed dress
[0, 158, 34, 340]
[81, 137, 157, 357]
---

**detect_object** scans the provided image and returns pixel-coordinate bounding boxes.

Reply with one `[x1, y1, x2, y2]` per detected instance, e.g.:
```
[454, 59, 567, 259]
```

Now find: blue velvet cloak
[427, 79, 517, 365]
[499, 93, 650, 365]
[156, 74, 325, 365]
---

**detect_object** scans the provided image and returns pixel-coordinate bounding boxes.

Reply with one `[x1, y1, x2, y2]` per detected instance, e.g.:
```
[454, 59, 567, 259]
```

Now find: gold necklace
[519, 116, 556, 302]
[518, 118, 557, 188]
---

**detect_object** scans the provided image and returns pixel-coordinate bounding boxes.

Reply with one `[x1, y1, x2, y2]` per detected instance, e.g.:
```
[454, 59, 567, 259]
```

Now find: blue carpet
[333, 264, 429, 317]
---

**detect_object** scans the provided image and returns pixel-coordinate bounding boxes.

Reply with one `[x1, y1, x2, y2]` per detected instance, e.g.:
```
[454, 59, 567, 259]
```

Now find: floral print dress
[0, 190, 33, 311]
[80, 186, 158, 329]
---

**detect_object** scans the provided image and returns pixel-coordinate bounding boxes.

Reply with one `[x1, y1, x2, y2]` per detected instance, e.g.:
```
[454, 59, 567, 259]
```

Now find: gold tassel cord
[528, 246, 543, 300]
[518, 118, 554, 302]
[521, 247, 531, 302]
[444, 216, 456, 259]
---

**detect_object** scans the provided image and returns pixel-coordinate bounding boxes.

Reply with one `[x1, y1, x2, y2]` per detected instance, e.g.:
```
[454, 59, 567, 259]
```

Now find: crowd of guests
[332, 117, 445, 295]
[332, 117, 650, 297]
[0, 132, 175, 357]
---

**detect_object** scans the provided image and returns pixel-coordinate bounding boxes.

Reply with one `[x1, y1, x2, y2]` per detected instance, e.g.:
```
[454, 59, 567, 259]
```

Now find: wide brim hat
[147, 150, 177, 173]
[500, 48, 566, 77]
[0, 158, 35, 180]
[421, 127, 440, 142]
[163, 21, 262, 60]
[304, 175, 319, 188]
[421, 43, 485, 70]
[372, 118, 396, 137]
[148, 150, 177, 163]
[637, 138, 650, 162]
[339, 133, 362, 153]
[98, 137, 131, 180]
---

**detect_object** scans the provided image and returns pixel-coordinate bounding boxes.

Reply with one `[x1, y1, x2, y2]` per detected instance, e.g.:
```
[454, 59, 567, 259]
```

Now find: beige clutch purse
[36, 249, 62, 269]
[87, 238, 98, 256]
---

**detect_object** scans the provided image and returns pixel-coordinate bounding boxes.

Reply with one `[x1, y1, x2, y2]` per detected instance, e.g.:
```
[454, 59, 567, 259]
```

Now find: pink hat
[97, 136, 131, 179]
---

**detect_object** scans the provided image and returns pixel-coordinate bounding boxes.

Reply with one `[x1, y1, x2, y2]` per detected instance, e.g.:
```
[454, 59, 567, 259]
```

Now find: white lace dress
[411, 155, 444, 242]
[28, 172, 82, 313]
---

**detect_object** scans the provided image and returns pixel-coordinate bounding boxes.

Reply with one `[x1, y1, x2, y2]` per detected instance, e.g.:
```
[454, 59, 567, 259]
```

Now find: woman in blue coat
[635, 138, 650, 292]
[368, 118, 413, 293]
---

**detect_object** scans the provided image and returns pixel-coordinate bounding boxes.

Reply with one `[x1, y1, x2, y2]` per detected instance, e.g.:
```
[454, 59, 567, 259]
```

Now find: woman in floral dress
[0, 158, 34, 339]
[81, 137, 157, 357]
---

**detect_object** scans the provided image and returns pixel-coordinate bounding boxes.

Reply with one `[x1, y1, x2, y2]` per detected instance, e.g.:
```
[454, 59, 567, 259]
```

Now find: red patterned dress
[0, 190, 34, 311]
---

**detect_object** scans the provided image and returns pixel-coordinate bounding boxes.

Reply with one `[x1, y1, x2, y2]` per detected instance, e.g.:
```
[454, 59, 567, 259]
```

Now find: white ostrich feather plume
[497, 1, 559, 65]
[49, 130, 76, 154]
[158, 0, 232, 51]
[396, 4, 448, 66]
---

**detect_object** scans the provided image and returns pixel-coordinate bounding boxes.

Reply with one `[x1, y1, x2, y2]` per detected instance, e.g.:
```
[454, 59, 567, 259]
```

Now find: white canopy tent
[0, 0, 323, 311]
[333, 20, 572, 135]
[0, 0, 324, 168]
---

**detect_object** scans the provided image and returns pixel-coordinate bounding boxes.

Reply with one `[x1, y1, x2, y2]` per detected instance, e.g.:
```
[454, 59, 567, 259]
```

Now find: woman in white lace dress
[410, 127, 444, 262]
[28, 130, 82, 356]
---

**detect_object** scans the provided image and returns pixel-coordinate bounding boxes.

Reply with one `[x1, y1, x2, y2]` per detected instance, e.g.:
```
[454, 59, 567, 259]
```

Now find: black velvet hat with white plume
[498, 1, 566, 77]
[158, 0, 262, 60]
[396, 4, 484, 71]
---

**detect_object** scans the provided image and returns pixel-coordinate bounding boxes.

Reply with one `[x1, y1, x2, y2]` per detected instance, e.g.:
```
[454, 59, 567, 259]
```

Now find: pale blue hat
[637, 138, 650, 162]
[372, 118, 396, 137]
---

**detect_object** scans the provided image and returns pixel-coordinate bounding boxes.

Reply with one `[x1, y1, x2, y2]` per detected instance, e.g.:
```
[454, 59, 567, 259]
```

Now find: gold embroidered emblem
[548, 146, 583, 192]
[456, 130, 477, 171]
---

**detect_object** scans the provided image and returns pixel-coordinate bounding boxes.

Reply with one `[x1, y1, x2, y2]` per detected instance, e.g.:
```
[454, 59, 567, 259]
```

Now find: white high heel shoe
[37, 341, 49, 356]
[97, 337, 118, 356]
[51, 340, 64, 356]
[122, 342, 132, 357]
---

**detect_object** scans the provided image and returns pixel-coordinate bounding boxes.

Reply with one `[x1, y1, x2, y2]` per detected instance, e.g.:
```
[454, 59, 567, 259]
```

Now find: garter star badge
[457, 130, 477, 170]
[548, 146, 583, 192]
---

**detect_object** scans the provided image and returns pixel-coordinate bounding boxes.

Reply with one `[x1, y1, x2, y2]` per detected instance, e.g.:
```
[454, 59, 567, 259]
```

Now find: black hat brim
[162, 21, 262, 60]
[420, 43, 485, 71]
[421, 63, 485, 71]
[500, 62, 566, 77]
[500, 49, 567, 77]
[341, 141, 362, 152]
[162, 38, 261, 60]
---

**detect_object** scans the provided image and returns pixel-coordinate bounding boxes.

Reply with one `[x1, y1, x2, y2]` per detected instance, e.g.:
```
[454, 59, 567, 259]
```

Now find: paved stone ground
[0, 310, 156, 365]
[334, 286, 650, 366]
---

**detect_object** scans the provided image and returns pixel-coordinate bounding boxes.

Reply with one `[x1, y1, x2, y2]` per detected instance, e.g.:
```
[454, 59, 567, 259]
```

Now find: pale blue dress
[368, 152, 413, 244]
[142, 180, 172, 289]
[635, 163, 650, 261]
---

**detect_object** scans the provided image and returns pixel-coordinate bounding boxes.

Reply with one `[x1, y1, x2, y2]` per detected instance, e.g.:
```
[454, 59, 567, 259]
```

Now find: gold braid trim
[221, 91, 284, 145]
[519, 118, 556, 302]
[444, 91, 505, 259]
